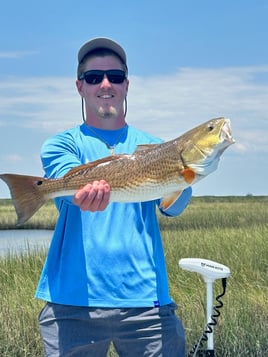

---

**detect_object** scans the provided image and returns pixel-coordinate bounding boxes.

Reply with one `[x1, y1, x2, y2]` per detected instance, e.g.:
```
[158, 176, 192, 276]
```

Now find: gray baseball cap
[78, 37, 127, 65]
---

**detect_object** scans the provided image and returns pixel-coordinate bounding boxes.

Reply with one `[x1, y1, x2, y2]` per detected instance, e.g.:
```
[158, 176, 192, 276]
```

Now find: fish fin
[64, 155, 126, 177]
[181, 168, 195, 184]
[0, 173, 49, 225]
[135, 144, 160, 152]
[159, 191, 182, 210]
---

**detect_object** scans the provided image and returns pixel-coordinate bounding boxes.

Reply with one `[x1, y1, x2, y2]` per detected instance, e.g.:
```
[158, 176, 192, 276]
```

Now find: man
[36, 37, 192, 357]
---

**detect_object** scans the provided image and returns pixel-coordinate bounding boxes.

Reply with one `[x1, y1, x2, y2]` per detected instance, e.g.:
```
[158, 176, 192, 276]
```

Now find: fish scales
[40, 140, 185, 201]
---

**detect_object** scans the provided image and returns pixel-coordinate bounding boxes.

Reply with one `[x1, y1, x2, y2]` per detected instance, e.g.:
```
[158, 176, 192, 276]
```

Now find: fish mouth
[220, 119, 235, 144]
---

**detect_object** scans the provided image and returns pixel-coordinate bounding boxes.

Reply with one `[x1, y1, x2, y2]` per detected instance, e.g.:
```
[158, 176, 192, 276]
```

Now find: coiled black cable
[188, 278, 227, 357]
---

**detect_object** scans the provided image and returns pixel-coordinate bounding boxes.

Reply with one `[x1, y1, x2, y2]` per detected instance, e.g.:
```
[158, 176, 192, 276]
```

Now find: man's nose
[100, 74, 112, 87]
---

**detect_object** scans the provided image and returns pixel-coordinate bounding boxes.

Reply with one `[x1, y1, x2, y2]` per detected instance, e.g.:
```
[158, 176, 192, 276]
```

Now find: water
[0, 230, 53, 257]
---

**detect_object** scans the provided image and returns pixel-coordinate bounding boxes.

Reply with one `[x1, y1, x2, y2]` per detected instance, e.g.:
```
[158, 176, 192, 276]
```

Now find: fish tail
[0, 173, 49, 225]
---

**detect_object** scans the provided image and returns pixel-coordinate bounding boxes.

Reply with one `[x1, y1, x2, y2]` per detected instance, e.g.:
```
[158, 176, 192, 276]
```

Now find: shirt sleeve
[158, 187, 192, 217]
[40, 131, 82, 206]
[41, 131, 82, 179]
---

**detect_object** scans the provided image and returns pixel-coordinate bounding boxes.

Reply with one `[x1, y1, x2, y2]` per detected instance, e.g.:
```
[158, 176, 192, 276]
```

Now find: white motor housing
[179, 258, 231, 282]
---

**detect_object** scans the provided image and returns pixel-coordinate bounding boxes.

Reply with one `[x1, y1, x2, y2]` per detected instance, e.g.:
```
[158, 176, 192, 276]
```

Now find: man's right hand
[73, 180, 111, 212]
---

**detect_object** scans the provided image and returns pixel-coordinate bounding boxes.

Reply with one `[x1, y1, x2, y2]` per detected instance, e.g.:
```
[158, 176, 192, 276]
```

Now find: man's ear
[76, 79, 83, 96]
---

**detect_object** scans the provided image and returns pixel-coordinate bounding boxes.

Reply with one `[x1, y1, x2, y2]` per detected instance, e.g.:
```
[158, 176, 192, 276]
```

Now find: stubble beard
[98, 105, 118, 119]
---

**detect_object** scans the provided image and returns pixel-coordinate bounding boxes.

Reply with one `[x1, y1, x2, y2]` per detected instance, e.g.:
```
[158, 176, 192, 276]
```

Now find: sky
[0, 0, 267, 198]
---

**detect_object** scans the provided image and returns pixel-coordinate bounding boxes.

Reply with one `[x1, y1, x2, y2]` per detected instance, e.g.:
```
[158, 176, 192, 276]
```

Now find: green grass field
[0, 196, 267, 356]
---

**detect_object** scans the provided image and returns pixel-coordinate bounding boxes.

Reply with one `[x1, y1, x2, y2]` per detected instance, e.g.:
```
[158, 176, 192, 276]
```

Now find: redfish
[0, 118, 234, 225]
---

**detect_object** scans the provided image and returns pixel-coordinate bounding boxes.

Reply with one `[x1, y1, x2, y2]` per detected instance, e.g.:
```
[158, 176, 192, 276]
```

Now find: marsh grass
[0, 197, 267, 356]
[0, 200, 58, 230]
[0, 249, 46, 356]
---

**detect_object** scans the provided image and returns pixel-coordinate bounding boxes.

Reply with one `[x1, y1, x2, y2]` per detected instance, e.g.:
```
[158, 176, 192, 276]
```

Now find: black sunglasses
[79, 69, 127, 85]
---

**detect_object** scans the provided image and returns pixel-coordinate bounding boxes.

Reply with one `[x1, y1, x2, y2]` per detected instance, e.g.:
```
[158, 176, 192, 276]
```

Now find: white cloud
[128, 66, 268, 148]
[0, 65, 267, 197]
[0, 65, 267, 146]
[0, 76, 79, 131]
[0, 51, 39, 59]
[6, 154, 23, 162]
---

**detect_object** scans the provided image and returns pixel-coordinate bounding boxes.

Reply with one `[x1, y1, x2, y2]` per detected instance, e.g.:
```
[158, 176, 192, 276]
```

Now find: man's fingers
[73, 181, 110, 211]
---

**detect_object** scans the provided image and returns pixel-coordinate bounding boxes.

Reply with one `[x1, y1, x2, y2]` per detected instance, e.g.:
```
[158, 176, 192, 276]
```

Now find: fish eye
[207, 123, 214, 131]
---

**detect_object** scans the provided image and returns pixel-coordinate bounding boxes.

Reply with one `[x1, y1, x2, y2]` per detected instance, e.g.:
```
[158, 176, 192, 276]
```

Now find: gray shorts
[38, 302, 185, 357]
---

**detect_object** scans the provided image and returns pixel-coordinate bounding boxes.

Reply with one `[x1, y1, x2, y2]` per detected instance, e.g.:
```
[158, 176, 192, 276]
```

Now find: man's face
[76, 55, 129, 121]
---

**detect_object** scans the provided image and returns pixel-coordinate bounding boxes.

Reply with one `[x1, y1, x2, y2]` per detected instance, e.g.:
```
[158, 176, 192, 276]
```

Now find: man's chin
[98, 106, 118, 119]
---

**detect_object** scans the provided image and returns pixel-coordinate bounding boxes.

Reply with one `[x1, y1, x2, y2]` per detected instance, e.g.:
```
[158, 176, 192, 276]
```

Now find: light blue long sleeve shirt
[35, 124, 192, 307]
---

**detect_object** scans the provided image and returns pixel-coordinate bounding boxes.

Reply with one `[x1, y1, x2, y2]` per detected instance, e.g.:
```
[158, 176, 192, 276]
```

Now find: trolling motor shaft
[179, 258, 231, 357]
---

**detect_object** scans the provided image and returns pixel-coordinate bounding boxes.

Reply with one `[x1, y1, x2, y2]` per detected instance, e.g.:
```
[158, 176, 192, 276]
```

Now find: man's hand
[73, 180, 110, 212]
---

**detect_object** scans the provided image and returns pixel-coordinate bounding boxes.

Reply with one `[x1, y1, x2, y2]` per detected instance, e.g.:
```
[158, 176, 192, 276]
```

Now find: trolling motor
[179, 258, 231, 357]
